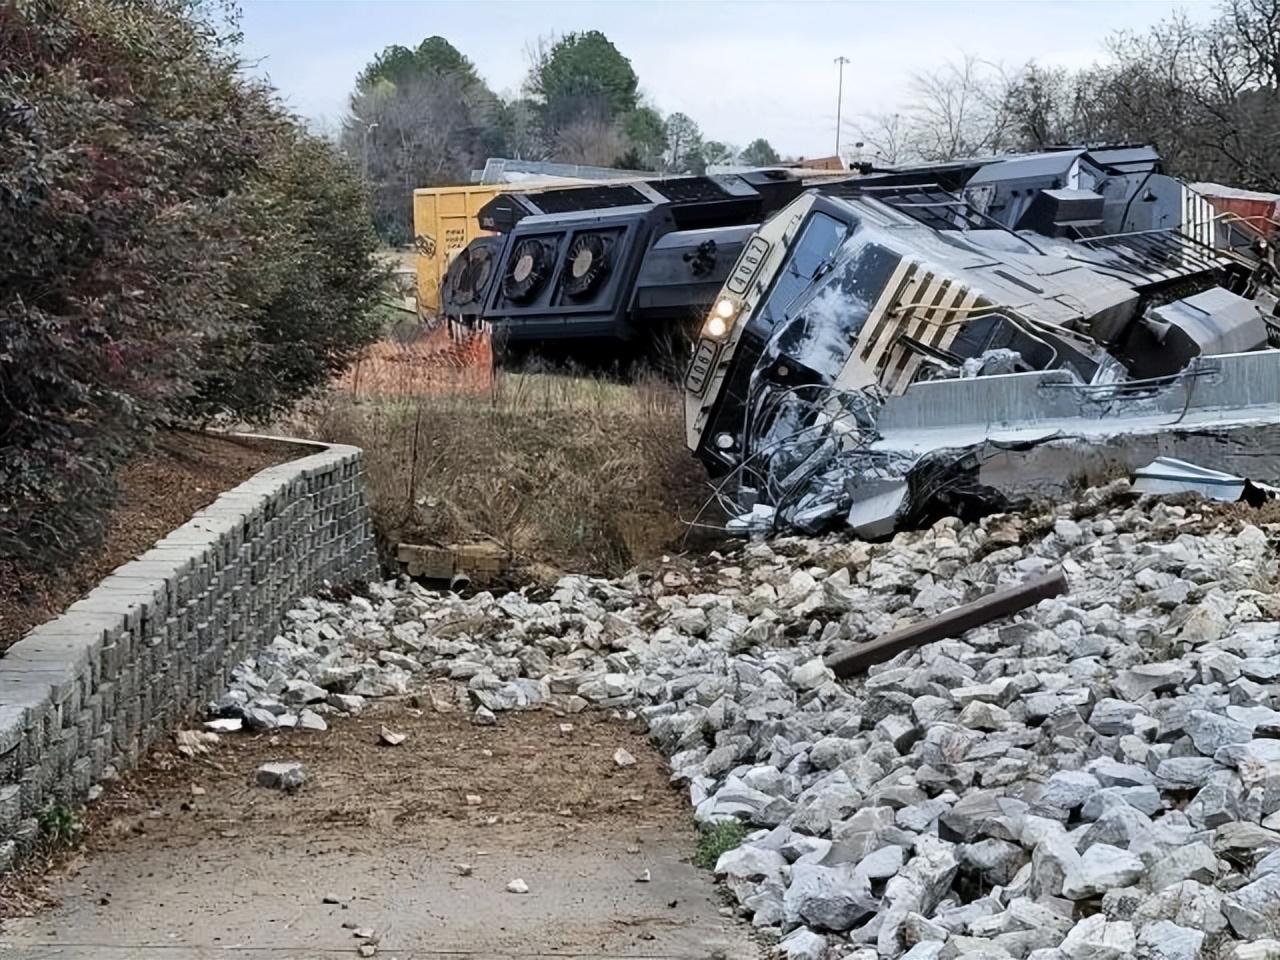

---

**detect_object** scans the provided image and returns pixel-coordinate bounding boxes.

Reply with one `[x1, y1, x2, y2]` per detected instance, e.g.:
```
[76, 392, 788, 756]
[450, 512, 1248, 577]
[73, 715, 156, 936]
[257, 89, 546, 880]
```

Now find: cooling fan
[501, 238, 552, 303]
[563, 233, 613, 299]
[447, 244, 495, 307]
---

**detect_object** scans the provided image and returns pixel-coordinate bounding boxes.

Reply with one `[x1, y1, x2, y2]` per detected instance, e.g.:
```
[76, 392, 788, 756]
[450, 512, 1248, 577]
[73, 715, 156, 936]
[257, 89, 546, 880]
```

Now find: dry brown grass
[280, 370, 712, 577]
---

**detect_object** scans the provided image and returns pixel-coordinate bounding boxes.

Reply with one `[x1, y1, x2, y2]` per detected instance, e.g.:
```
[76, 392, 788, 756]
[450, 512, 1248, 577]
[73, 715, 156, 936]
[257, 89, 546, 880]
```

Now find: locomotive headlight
[704, 297, 737, 339]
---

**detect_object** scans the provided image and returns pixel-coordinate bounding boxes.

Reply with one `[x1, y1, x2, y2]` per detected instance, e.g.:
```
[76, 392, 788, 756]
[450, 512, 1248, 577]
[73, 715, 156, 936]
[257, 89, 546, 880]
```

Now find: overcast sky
[238, 0, 1214, 159]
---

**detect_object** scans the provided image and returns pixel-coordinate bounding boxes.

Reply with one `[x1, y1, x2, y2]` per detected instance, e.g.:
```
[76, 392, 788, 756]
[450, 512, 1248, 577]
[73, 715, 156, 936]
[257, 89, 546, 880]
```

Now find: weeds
[38, 803, 80, 848]
[693, 819, 749, 870]
[279, 368, 712, 577]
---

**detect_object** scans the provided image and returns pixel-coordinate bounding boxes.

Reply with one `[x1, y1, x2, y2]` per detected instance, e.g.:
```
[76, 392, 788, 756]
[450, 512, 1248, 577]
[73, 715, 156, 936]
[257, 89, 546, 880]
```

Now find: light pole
[362, 121, 379, 182]
[834, 56, 849, 160]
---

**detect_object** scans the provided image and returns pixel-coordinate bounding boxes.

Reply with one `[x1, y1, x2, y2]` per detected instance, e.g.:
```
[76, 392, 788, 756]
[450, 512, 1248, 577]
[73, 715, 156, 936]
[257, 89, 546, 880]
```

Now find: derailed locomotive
[682, 146, 1280, 535]
[439, 170, 811, 365]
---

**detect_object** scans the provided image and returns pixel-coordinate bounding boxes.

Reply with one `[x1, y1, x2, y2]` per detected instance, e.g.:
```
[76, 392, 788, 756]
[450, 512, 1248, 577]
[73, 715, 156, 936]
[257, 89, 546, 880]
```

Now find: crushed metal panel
[872, 350, 1280, 447]
[846, 481, 909, 539]
[1127, 287, 1269, 378]
[870, 351, 1280, 510]
[1131, 458, 1248, 501]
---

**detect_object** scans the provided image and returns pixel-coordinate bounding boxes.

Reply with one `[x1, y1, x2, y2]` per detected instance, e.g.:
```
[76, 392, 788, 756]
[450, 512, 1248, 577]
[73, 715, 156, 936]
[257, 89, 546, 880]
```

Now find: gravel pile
[208, 480, 1280, 960]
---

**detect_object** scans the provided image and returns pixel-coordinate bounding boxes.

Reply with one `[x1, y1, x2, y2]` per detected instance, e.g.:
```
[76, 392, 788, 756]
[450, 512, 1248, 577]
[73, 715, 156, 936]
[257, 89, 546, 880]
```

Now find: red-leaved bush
[0, 0, 385, 567]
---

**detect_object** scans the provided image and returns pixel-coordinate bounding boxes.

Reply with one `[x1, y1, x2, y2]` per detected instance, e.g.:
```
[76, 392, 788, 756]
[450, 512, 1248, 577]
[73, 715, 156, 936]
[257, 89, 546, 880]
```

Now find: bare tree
[1002, 63, 1077, 149]
[848, 111, 911, 165]
[1074, 2, 1280, 188]
[553, 115, 626, 166]
[845, 54, 1017, 166]
[504, 98, 551, 162]
[907, 54, 1016, 161]
[845, 3, 1280, 190]
[344, 72, 483, 241]
[663, 112, 703, 173]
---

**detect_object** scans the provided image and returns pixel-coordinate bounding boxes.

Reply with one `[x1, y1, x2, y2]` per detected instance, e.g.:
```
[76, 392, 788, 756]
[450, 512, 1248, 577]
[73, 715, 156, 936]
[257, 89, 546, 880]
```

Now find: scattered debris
[397, 540, 508, 586]
[1133, 456, 1280, 505]
[378, 726, 406, 747]
[204, 478, 1280, 956]
[254, 762, 305, 792]
[613, 747, 637, 768]
[175, 730, 219, 757]
[507, 878, 529, 895]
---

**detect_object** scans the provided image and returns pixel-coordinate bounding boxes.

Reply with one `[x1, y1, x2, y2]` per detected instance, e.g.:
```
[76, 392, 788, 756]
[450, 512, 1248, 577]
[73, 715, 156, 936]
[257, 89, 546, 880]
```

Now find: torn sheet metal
[1132, 456, 1280, 504]
[859, 350, 1280, 532]
[722, 349, 1280, 538]
[1132, 458, 1252, 500]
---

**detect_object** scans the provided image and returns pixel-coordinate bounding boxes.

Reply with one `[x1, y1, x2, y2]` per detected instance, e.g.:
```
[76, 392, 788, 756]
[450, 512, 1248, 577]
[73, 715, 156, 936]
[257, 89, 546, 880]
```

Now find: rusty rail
[825, 569, 1068, 678]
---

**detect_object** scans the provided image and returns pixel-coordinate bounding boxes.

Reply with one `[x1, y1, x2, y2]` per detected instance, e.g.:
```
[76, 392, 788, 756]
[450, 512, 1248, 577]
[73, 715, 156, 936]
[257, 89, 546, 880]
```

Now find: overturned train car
[683, 146, 1280, 535]
[440, 171, 809, 366]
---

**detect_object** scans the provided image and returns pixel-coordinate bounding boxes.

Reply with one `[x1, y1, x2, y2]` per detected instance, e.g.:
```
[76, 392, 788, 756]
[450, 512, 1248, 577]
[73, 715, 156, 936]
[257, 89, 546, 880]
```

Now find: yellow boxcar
[412, 184, 510, 317]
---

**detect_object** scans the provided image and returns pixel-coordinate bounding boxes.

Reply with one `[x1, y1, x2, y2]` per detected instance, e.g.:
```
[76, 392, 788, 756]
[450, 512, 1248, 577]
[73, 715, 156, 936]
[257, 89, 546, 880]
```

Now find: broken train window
[771, 240, 902, 379]
[754, 212, 854, 332]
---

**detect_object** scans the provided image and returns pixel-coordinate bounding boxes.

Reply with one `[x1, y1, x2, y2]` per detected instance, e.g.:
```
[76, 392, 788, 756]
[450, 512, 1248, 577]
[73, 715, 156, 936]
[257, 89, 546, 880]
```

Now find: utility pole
[834, 56, 849, 160]
[362, 121, 379, 182]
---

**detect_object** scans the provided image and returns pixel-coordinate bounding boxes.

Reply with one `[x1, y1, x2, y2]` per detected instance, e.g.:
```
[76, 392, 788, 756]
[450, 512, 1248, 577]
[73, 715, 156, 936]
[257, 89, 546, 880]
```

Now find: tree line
[849, 0, 1280, 193]
[342, 31, 782, 242]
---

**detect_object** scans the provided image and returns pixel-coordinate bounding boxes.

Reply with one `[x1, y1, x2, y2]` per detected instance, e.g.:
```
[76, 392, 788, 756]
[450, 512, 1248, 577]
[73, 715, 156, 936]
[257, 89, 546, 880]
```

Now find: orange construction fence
[336, 322, 494, 398]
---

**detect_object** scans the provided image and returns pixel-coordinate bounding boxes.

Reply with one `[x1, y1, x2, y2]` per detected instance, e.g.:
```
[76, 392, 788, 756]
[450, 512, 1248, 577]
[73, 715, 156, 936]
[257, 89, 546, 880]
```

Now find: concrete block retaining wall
[0, 437, 376, 869]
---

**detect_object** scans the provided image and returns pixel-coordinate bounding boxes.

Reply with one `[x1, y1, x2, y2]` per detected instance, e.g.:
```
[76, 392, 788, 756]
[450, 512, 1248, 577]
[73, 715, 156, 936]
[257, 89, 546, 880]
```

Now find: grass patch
[693, 819, 750, 870]
[280, 369, 712, 577]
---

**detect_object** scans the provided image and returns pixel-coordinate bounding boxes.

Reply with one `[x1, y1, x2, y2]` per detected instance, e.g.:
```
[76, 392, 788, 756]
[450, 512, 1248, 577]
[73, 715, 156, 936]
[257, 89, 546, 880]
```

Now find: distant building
[779, 155, 847, 171]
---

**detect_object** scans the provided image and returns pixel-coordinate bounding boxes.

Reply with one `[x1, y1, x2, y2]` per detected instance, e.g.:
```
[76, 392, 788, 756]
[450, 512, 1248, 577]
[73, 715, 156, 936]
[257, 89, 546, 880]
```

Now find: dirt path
[0, 690, 760, 959]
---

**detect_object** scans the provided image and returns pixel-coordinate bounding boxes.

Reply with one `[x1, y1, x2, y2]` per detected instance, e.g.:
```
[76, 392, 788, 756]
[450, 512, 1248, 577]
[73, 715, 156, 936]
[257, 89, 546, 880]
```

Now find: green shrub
[0, 0, 383, 568]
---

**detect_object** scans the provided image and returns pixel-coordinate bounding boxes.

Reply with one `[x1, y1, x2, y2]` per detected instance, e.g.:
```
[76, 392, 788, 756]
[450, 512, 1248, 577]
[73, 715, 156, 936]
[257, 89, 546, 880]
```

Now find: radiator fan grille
[563, 234, 612, 299]
[448, 244, 495, 307]
[501, 238, 552, 302]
